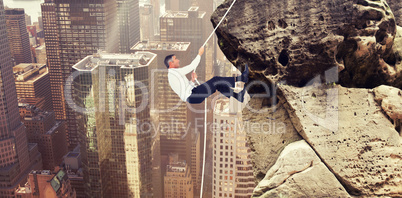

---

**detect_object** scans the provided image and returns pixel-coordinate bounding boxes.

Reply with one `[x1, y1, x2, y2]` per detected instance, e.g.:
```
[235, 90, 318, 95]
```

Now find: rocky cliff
[212, 0, 402, 89]
[213, 0, 402, 197]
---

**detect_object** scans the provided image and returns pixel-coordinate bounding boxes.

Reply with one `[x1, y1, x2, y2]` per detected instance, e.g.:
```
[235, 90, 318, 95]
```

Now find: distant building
[5, 8, 33, 64]
[63, 148, 85, 198]
[165, 0, 190, 11]
[15, 169, 76, 198]
[117, 0, 140, 53]
[190, 132, 201, 194]
[27, 25, 38, 46]
[41, 0, 119, 150]
[0, 3, 42, 197]
[140, 4, 155, 41]
[212, 98, 254, 198]
[34, 45, 46, 64]
[72, 51, 156, 197]
[13, 63, 53, 111]
[164, 158, 193, 198]
[19, 105, 68, 170]
[25, 13, 31, 26]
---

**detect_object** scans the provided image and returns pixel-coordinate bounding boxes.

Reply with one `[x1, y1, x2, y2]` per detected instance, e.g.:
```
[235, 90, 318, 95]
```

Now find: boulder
[373, 85, 402, 134]
[278, 84, 402, 196]
[252, 140, 350, 197]
[212, 0, 402, 89]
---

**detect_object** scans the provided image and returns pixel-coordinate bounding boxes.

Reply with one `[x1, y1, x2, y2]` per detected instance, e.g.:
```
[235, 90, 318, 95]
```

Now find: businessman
[165, 46, 249, 104]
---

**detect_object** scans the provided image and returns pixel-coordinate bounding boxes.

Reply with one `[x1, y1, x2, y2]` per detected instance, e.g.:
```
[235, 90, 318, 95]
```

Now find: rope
[193, 0, 238, 85]
[199, 0, 237, 197]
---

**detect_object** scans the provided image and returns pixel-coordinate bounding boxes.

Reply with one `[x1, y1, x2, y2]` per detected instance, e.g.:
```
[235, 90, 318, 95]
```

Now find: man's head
[164, 54, 180, 69]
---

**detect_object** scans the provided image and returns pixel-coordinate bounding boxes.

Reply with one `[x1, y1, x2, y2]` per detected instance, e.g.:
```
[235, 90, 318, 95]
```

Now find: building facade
[139, 4, 154, 41]
[19, 105, 68, 170]
[41, 0, 119, 150]
[13, 63, 53, 111]
[117, 0, 140, 53]
[0, 1, 42, 196]
[72, 51, 156, 197]
[164, 159, 193, 198]
[5, 8, 33, 65]
[212, 98, 254, 198]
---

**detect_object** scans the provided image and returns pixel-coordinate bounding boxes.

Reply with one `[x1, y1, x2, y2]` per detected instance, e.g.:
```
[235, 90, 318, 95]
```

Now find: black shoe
[236, 64, 249, 83]
[235, 89, 247, 103]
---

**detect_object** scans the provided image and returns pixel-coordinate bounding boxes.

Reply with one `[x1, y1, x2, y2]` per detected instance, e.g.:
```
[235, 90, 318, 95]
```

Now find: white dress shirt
[168, 55, 201, 102]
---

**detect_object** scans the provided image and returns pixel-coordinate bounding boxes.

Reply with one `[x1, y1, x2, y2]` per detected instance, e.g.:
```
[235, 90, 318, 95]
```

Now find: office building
[13, 63, 53, 111]
[63, 148, 86, 198]
[41, 0, 119, 150]
[72, 51, 156, 197]
[0, 2, 42, 197]
[34, 45, 46, 64]
[190, 132, 201, 194]
[117, 0, 140, 53]
[140, 4, 155, 41]
[15, 169, 76, 198]
[19, 105, 68, 170]
[212, 98, 254, 198]
[5, 8, 33, 64]
[164, 158, 193, 198]
[165, 0, 191, 11]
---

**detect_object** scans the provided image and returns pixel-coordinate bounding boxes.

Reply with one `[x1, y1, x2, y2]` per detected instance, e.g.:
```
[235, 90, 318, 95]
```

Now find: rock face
[252, 140, 351, 198]
[242, 97, 302, 182]
[374, 85, 402, 134]
[249, 85, 402, 197]
[212, 0, 402, 89]
[387, 0, 402, 25]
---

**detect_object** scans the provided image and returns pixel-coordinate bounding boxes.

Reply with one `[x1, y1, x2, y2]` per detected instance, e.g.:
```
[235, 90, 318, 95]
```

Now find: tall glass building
[72, 51, 156, 197]
[41, 0, 119, 150]
[0, 1, 42, 197]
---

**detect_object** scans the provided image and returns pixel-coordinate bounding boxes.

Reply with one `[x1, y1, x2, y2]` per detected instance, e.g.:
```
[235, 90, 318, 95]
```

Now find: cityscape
[0, 0, 255, 197]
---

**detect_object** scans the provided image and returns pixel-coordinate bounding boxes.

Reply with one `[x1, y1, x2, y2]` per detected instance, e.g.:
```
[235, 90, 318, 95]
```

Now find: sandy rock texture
[252, 140, 351, 198]
[374, 85, 402, 134]
[212, 0, 402, 89]
[277, 85, 402, 196]
[242, 97, 302, 182]
[387, 0, 402, 25]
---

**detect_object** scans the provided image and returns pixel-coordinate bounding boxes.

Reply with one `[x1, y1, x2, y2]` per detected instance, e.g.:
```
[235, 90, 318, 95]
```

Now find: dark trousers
[187, 76, 240, 104]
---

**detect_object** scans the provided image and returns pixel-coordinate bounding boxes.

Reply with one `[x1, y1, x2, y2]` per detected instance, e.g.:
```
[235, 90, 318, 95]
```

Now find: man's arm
[174, 47, 204, 75]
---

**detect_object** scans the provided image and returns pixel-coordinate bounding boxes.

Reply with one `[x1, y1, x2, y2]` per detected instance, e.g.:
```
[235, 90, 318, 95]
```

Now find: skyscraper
[5, 8, 33, 64]
[0, 1, 42, 196]
[19, 105, 68, 170]
[140, 4, 155, 41]
[164, 158, 193, 198]
[117, 0, 140, 53]
[72, 51, 156, 197]
[212, 98, 254, 198]
[41, 0, 119, 150]
[13, 63, 53, 111]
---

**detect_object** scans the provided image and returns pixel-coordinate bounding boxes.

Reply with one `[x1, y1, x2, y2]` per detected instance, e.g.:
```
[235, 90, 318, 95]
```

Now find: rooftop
[162, 7, 206, 19]
[131, 41, 190, 51]
[166, 161, 187, 173]
[46, 121, 62, 135]
[13, 63, 47, 82]
[20, 104, 52, 121]
[73, 51, 157, 71]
